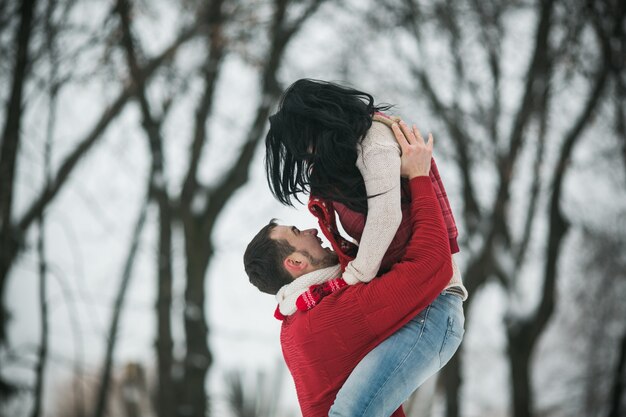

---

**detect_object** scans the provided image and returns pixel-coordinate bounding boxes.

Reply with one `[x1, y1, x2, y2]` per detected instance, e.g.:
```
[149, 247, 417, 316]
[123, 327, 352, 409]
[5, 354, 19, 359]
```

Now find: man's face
[270, 225, 338, 273]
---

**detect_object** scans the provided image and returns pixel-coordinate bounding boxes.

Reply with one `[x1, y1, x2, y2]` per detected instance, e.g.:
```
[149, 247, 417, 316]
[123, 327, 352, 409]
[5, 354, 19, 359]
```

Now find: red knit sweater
[280, 177, 453, 417]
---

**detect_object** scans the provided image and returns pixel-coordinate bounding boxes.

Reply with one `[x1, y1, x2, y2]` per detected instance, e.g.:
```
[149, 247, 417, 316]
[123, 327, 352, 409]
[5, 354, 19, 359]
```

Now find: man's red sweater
[280, 176, 453, 417]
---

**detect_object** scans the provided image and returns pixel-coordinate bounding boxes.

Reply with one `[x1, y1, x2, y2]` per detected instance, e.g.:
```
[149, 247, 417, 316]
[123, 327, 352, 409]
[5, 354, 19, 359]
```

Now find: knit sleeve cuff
[342, 270, 362, 285]
[409, 176, 435, 198]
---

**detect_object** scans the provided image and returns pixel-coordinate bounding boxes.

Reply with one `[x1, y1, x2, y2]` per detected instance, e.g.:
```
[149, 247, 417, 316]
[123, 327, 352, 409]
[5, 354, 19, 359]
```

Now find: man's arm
[351, 174, 453, 337]
[354, 123, 453, 333]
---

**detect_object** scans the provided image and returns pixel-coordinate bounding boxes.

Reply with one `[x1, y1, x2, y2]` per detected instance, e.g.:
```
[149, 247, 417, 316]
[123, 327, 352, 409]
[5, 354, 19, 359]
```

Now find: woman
[265, 79, 467, 416]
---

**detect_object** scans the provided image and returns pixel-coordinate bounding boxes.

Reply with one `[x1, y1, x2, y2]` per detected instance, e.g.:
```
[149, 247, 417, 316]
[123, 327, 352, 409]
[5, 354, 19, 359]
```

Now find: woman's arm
[342, 122, 403, 284]
[357, 128, 452, 337]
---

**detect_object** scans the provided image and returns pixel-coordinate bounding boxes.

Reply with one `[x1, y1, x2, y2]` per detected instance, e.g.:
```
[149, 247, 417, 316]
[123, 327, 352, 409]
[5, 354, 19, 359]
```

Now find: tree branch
[201, 0, 312, 230]
[0, 0, 38, 345]
[93, 180, 150, 417]
[30, 1, 59, 412]
[530, 48, 610, 345]
[469, 0, 504, 147]
[114, 2, 178, 417]
[410, 66, 482, 233]
[0, 0, 38, 234]
[180, 0, 227, 205]
[489, 0, 556, 256]
[589, 0, 626, 179]
[501, 0, 554, 167]
[17, 22, 199, 233]
[400, 2, 481, 233]
[284, 0, 329, 37]
[514, 83, 551, 273]
[31, 176, 49, 417]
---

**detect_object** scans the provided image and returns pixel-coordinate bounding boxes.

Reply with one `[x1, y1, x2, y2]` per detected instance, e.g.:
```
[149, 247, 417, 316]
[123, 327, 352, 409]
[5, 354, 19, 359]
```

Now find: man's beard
[306, 250, 339, 269]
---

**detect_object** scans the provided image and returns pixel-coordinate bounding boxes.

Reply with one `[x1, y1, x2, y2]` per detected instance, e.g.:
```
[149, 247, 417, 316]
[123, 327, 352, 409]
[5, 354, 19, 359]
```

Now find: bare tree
[112, 0, 329, 415]
[0, 0, 38, 347]
[173, 2, 327, 414]
[0, 0, 41, 403]
[0, 0, 205, 352]
[30, 0, 59, 411]
[0, 0, 207, 407]
[345, 0, 625, 416]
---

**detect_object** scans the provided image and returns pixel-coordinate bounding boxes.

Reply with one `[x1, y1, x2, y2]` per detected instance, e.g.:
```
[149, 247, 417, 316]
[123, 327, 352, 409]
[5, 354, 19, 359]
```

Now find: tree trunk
[0, 20, 196, 352]
[441, 350, 462, 417]
[508, 327, 533, 417]
[173, 0, 227, 412]
[113, 1, 183, 414]
[172, 1, 325, 415]
[505, 39, 609, 417]
[441, 252, 494, 417]
[179, 225, 213, 417]
[31, 0, 58, 408]
[31, 219, 48, 417]
[607, 329, 626, 417]
[0, 0, 38, 346]
[155, 200, 176, 417]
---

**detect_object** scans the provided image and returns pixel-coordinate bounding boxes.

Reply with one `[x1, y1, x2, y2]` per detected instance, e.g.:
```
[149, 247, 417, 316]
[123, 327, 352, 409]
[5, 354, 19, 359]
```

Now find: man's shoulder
[281, 285, 391, 343]
[280, 288, 362, 333]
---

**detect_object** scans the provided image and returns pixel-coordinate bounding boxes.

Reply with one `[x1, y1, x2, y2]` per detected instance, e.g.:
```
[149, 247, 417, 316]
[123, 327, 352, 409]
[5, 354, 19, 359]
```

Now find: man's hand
[391, 120, 433, 179]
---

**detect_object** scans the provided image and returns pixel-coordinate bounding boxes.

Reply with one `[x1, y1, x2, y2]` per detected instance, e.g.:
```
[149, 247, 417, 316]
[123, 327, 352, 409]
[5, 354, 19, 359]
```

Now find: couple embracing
[243, 79, 468, 417]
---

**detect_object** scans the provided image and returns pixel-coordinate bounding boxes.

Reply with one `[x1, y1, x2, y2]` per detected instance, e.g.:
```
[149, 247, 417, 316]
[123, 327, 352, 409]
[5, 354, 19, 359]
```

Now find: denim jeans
[329, 290, 465, 417]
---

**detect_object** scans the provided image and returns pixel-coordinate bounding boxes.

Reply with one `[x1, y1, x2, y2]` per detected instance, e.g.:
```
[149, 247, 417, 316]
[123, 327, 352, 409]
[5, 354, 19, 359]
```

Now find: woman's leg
[329, 291, 465, 417]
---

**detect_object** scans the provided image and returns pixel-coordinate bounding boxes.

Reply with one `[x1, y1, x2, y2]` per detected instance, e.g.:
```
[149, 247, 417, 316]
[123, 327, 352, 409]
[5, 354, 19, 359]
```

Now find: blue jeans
[329, 290, 465, 417]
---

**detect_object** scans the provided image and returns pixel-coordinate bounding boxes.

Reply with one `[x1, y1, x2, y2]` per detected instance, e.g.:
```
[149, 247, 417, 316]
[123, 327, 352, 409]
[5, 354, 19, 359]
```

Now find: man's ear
[283, 252, 309, 276]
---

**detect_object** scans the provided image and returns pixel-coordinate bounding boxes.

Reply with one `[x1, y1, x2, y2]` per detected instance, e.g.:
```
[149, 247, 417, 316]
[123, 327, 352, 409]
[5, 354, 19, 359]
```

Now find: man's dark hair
[244, 219, 295, 295]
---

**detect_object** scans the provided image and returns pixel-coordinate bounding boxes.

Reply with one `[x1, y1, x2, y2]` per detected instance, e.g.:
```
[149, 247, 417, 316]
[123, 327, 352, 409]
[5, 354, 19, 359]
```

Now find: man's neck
[275, 264, 341, 316]
[292, 264, 341, 284]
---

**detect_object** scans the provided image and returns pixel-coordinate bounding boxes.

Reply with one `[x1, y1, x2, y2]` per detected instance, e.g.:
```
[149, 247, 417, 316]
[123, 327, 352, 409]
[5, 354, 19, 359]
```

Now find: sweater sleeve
[342, 122, 402, 285]
[353, 176, 453, 337]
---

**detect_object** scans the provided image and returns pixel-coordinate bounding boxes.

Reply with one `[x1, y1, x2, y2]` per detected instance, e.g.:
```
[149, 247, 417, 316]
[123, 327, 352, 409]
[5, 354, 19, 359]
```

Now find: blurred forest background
[1, 0, 625, 416]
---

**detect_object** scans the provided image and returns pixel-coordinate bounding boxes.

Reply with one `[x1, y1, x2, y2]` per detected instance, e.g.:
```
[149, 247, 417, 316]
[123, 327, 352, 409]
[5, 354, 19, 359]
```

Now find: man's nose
[304, 228, 318, 236]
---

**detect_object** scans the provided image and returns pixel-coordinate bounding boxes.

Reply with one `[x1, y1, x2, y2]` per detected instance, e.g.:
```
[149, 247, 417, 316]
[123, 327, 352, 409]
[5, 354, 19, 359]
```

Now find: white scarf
[275, 264, 341, 317]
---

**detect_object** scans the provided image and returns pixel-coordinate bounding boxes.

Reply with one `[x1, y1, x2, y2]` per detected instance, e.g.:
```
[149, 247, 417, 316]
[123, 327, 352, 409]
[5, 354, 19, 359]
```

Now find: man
[244, 125, 464, 416]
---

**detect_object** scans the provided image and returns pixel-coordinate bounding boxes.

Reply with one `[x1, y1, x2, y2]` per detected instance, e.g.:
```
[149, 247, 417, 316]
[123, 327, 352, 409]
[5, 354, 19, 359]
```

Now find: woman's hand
[391, 120, 433, 179]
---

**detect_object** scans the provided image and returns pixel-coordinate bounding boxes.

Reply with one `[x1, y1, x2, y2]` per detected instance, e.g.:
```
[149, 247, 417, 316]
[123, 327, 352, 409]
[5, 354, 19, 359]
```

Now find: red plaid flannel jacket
[310, 156, 459, 275]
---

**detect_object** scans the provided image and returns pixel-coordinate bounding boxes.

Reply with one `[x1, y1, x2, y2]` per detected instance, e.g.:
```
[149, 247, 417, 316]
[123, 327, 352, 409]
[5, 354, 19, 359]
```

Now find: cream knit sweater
[341, 119, 468, 300]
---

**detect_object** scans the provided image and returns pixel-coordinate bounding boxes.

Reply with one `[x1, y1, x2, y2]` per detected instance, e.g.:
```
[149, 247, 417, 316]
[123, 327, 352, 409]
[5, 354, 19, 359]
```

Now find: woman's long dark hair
[265, 79, 391, 213]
